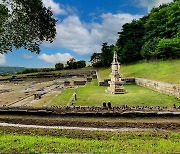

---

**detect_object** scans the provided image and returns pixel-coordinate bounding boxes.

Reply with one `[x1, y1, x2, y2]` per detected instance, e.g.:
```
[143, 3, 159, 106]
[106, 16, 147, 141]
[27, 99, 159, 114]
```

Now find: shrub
[55, 63, 64, 70]
[141, 38, 160, 60]
[77, 60, 86, 68]
[154, 38, 180, 59]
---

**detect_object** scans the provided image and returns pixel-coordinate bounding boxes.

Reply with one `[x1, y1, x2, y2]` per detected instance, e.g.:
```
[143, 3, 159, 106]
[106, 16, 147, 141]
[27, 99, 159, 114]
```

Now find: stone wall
[135, 78, 180, 98]
[0, 106, 180, 117]
[73, 80, 86, 86]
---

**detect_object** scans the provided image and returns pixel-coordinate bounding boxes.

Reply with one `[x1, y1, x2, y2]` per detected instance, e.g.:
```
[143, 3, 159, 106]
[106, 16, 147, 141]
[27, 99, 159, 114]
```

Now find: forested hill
[91, 0, 180, 67]
[0, 66, 25, 75]
[116, 0, 180, 64]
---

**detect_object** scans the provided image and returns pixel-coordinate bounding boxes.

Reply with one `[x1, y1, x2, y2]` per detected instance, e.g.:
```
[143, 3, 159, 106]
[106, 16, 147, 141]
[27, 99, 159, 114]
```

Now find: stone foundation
[98, 78, 135, 86]
[64, 81, 70, 86]
[73, 80, 86, 86]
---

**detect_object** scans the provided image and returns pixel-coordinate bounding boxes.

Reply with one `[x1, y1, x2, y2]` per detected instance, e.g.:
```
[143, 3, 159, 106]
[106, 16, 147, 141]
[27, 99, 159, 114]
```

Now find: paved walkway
[0, 122, 157, 132]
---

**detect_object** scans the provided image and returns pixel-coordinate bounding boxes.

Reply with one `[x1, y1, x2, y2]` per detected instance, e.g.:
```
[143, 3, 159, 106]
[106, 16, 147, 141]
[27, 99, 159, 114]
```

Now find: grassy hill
[97, 60, 180, 84]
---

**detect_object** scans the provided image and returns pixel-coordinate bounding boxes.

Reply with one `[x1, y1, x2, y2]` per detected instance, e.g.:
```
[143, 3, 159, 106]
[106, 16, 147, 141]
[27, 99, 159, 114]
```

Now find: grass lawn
[33, 92, 59, 107]
[49, 88, 76, 106]
[0, 129, 180, 153]
[49, 80, 180, 107]
[98, 60, 180, 84]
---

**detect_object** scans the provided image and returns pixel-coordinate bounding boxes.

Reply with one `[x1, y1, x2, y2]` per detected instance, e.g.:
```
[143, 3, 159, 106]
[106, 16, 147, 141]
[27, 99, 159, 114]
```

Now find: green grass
[50, 80, 180, 107]
[98, 60, 180, 84]
[0, 130, 180, 153]
[49, 88, 75, 106]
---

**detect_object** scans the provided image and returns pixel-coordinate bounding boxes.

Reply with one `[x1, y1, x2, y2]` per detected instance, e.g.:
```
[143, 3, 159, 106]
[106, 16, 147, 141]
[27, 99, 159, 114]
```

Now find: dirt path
[10, 84, 61, 107]
[10, 95, 34, 107]
[0, 122, 156, 132]
[44, 90, 64, 107]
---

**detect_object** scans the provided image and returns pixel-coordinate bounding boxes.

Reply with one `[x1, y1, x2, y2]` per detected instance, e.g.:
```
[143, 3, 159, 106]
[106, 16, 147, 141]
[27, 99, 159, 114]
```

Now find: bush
[55, 63, 64, 70]
[77, 60, 86, 68]
[41, 68, 55, 72]
[18, 68, 40, 74]
[141, 38, 160, 60]
[92, 61, 102, 68]
[154, 38, 180, 59]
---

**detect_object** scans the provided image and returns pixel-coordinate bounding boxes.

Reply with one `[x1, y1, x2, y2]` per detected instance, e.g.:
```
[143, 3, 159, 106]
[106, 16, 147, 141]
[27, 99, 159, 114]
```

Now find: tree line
[17, 58, 86, 74]
[91, 0, 180, 67]
[55, 58, 86, 70]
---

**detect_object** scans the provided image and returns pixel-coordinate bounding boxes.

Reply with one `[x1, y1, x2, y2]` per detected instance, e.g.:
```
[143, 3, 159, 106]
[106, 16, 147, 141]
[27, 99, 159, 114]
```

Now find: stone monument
[107, 51, 126, 94]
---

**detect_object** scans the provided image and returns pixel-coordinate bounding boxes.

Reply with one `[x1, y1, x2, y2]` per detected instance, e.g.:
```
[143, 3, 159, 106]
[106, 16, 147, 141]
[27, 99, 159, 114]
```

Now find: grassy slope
[50, 80, 180, 107]
[98, 60, 180, 84]
[0, 129, 180, 153]
[50, 88, 75, 106]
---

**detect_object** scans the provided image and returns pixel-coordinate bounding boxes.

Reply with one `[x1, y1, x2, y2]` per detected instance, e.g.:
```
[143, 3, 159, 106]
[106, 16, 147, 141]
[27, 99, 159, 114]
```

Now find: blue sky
[0, 0, 173, 68]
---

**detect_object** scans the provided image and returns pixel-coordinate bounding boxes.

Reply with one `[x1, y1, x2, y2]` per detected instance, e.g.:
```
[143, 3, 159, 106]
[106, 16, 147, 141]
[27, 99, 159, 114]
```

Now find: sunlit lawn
[49, 79, 180, 107]
[98, 60, 180, 84]
[49, 88, 76, 106]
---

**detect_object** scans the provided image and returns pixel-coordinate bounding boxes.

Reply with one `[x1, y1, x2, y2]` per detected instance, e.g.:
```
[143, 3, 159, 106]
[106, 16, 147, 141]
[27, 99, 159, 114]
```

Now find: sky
[0, 0, 173, 68]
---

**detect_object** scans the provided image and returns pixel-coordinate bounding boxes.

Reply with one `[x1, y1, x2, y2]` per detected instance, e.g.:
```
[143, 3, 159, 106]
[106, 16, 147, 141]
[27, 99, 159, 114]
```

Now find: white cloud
[0, 54, 6, 65]
[134, 0, 148, 8]
[148, 0, 173, 12]
[42, 0, 67, 15]
[23, 54, 33, 59]
[154, 0, 173, 6]
[38, 53, 73, 64]
[44, 13, 142, 54]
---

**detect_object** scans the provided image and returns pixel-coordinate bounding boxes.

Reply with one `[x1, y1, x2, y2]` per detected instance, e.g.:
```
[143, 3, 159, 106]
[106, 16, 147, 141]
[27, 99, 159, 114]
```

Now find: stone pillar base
[106, 87, 127, 94]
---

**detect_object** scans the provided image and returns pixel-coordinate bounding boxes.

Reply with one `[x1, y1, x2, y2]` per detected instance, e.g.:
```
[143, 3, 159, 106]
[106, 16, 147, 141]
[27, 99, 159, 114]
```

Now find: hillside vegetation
[91, 0, 180, 68]
[98, 60, 180, 84]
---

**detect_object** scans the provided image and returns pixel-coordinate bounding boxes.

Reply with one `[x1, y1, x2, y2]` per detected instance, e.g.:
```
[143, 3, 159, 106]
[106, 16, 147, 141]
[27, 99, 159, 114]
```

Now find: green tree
[116, 19, 146, 63]
[143, 0, 180, 60]
[67, 58, 77, 69]
[154, 38, 180, 59]
[100, 42, 114, 67]
[145, 0, 180, 40]
[55, 63, 64, 70]
[0, 4, 8, 32]
[77, 60, 86, 68]
[90, 53, 102, 67]
[90, 53, 101, 62]
[115, 0, 179, 62]
[0, 0, 57, 54]
[141, 38, 160, 60]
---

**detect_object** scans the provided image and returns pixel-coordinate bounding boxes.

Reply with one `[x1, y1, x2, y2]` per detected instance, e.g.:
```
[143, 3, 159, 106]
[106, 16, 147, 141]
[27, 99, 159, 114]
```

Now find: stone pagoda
[107, 51, 126, 94]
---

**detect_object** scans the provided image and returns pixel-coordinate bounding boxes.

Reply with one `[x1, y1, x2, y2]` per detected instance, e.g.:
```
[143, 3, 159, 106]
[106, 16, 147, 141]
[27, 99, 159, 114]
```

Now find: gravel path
[0, 122, 157, 132]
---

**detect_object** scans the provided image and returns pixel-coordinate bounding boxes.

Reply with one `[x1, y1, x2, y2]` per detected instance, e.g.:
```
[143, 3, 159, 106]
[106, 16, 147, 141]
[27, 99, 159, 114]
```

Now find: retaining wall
[135, 78, 180, 99]
[0, 106, 180, 117]
[73, 80, 87, 86]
